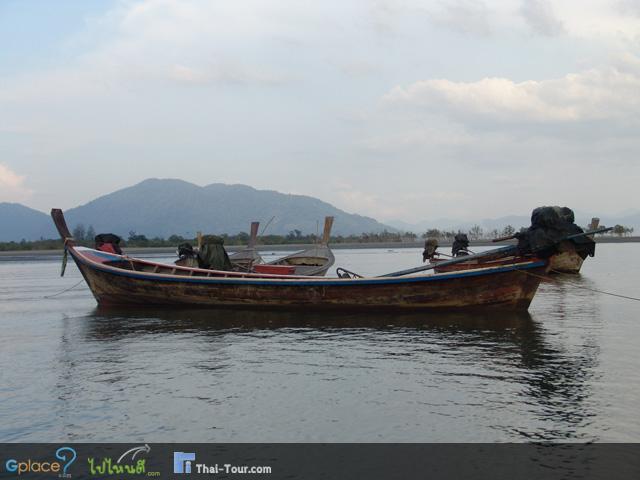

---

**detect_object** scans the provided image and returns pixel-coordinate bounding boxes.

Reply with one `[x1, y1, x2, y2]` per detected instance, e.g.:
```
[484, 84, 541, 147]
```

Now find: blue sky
[1, 0, 639, 223]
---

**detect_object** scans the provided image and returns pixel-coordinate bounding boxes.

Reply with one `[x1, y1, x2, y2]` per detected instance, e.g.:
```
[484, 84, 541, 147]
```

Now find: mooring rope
[518, 268, 640, 302]
[44, 279, 86, 299]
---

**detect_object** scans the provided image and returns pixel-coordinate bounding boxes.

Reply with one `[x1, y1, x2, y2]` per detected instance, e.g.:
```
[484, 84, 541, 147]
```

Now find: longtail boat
[229, 221, 263, 270]
[264, 216, 335, 276]
[51, 209, 547, 311]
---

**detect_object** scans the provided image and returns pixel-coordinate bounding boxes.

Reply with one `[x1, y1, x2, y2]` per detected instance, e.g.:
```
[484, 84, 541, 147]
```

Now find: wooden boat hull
[50, 209, 545, 311]
[431, 257, 520, 273]
[547, 241, 584, 273]
[69, 247, 545, 310]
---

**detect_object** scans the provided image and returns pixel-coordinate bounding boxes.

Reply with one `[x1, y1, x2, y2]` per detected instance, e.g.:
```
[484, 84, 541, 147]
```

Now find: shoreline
[1, 236, 638, 261]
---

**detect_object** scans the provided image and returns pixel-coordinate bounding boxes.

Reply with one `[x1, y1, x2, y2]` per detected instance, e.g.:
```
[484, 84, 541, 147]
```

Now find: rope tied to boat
[517, 268, 640, 302]
[44, 279, 85, 299]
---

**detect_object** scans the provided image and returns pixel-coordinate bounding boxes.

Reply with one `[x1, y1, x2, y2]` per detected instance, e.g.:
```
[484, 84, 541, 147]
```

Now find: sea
[0, 244, 638, 442]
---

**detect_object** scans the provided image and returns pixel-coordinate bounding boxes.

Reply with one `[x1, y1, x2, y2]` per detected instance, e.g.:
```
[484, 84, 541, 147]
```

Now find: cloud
[430, 0, 492, 36]
[383, 59, 640, 125]
[169, 63, 289, 86]
[520, 0, 565, 36]
[617, 0, 640, 16]
[0, 164, 32, 202]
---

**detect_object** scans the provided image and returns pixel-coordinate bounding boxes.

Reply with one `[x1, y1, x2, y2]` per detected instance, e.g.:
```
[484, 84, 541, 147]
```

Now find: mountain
[56, 179, 394, 239]
[0, 203, 57, 242]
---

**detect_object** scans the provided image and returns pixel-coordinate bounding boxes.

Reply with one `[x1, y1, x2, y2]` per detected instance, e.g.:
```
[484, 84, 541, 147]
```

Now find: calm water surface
[1, 245, 639, 442]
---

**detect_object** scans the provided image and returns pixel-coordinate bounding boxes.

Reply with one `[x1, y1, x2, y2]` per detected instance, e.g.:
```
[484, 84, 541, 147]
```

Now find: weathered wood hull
[547, 252, 583, 273]
[69, 248, 545, 311]
[547, 241, 584, 273]
[50, 209, 545, 311]
[431, 257, 521, 273]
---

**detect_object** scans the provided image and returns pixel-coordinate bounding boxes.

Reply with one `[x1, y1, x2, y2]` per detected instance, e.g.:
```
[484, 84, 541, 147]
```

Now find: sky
[1, 0, 639, 224]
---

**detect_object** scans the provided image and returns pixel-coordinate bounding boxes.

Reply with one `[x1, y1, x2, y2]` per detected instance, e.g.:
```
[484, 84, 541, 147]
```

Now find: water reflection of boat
[87, 306, 537, 334]
[79, 306, 601, 441]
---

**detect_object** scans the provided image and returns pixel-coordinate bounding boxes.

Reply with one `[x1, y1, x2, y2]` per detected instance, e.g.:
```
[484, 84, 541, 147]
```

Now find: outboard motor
[94, 233, 123, 255]
[452, 233, 470, 257]
[422, 238, 439, 262]
[175, 242, 198, 268]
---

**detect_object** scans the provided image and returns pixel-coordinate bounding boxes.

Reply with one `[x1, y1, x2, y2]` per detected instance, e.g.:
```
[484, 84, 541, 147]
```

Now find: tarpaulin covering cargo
[516, 206, 595, 258]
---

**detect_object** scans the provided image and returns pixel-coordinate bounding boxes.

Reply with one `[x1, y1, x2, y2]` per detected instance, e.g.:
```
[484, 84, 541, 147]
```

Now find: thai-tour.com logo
[87, 444, 159, 477]
[174, 452, 196, 474]
[5, 446, 77, 477]
[173, 451, 272, 475]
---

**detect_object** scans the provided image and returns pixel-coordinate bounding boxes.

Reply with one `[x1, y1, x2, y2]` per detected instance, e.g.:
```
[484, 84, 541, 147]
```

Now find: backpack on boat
[198, 235, 233, 271]
[94, 233, 123, 255]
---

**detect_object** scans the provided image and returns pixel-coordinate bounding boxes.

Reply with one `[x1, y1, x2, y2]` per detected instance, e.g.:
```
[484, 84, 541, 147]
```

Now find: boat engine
[422, 238, 439, 262]
[175, 242, 199, 268]
[452, 233, 470, 257]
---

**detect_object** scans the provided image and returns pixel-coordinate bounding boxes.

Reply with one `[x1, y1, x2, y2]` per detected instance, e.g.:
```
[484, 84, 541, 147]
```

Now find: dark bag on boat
[452, 233, 470, 257]
[517, 206, 595, 258]
[95, 233, 123, 255]
[198, 235, 233, 271]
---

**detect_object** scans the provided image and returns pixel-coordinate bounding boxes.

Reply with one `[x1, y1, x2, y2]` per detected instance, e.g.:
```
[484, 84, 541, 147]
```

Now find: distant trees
[86, 225, 96, 242]
[5, 220, 637, 252]
[128, 231, 149, 246]
[468, 225, 483, 240]
[612, 224, 634, 237]
[71, 223, 97, 244]
[501, 225, 516, 237]
[72, 224, 86, 242]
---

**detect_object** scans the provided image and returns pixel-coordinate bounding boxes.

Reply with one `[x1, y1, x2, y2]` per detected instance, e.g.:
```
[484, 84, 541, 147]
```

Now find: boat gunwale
[69, 245, 547, 286]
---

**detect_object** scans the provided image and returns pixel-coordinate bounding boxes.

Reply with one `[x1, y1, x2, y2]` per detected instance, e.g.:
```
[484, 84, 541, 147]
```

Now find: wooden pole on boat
[492, 226, 612, 243]
[249, 222, 259, 248]
[197, 231, 203, 250]
[322, 216, 334, 245]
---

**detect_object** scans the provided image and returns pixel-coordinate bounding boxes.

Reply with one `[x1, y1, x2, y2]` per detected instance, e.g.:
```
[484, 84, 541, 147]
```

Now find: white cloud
[0, 164, 32, 202]
[383, 59, 640, 125]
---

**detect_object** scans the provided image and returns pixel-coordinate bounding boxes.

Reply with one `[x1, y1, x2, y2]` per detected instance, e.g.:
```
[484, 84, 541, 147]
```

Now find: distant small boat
[265, 216, 335, 276]
[51, 209, 547, 311]
[229, 221, 263, 270]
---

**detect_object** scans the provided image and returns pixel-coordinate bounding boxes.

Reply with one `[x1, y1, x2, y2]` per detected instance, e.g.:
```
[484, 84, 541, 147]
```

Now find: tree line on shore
[0, 222, 635, 252]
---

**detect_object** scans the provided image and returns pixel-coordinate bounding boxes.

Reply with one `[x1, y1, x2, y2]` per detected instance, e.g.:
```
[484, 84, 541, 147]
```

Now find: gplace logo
[174, 452, 196, 474]
[5, 446, 77, 477]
